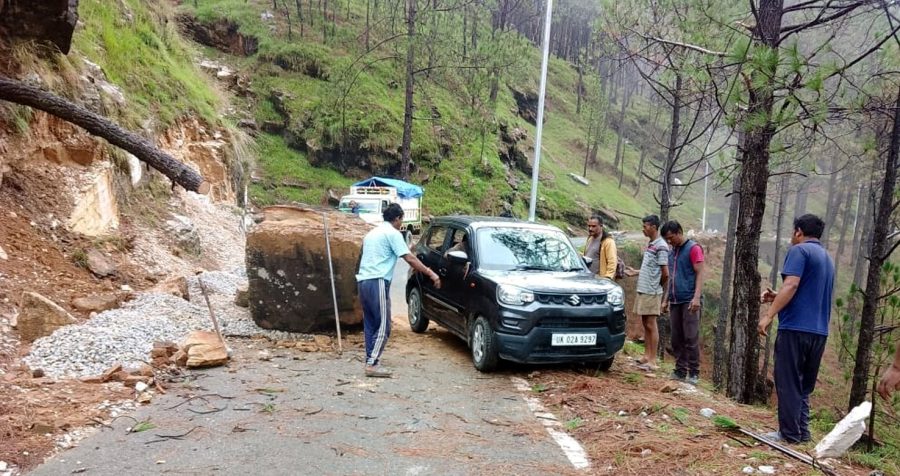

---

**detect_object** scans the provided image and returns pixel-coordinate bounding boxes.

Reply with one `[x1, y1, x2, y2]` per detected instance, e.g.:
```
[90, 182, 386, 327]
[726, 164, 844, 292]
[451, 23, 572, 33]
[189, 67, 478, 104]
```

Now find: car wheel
[471, 316, 499, 372]
[407, 287, 429, 333]
[595, 356, 614, 372]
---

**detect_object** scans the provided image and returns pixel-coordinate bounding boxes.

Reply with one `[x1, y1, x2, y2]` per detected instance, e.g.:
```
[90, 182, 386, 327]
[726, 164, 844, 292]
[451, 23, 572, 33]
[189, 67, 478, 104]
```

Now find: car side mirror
[583, 256, 593, 267]
[447, 250, 468, 264]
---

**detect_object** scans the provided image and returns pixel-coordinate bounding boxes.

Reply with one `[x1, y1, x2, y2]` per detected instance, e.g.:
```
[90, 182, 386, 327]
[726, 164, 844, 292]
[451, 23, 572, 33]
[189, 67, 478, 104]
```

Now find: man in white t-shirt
[356, 203, 440, 378]
[635, 214, 669, 371]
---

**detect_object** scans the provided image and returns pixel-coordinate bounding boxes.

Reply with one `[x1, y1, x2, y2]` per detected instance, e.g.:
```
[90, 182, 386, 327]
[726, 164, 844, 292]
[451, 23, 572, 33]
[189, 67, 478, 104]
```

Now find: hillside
[176, 0, 723, 230]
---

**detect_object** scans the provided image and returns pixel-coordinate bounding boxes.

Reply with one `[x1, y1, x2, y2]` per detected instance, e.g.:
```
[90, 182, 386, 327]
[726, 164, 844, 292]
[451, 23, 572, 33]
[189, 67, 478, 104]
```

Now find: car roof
[430, 215, 562, 232]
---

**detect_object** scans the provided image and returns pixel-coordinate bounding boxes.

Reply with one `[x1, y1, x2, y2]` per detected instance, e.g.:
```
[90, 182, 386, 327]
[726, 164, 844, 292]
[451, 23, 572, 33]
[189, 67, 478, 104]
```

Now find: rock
[757, 466, 775, 474]
[152, 276, 190, 301]
[699, 408, 716, 418]
[31, 368, 45, 378]
[132, 364, 154, 377]
[171, 349, 189, 367]
[135, 381, 149, 393]
[0, 244, 7, 260]
[72, 294, 121, 313]
[16, 292, 78, 342]
[85, 249, 116, 277]
[234, 284, 249, 307]
[79, 375, 104, 384]
[123, 375, 149, 387]
[246, 206, 369, 332]
[165, 215, 201, 256]
[640, 449, 652, 457]
[660, 383, 678, 393]
[0, 0, 79, 53]
[101, 364, 123, 382]
[742, 466, 755, 474]
[181, 331, 228, 368]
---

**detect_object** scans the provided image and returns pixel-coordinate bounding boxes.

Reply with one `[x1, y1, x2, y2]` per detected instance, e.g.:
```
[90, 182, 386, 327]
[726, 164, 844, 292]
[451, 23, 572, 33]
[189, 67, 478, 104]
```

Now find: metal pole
[323, 212, 343, 353]
[527, 0, 554, 222]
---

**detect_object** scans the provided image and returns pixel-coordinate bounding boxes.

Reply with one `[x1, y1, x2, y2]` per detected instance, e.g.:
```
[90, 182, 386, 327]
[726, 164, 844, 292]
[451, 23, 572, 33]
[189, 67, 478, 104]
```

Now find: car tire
[595, 356, 614, 372]
[471, 316, 499, 372]
[407, 287, 429, 333]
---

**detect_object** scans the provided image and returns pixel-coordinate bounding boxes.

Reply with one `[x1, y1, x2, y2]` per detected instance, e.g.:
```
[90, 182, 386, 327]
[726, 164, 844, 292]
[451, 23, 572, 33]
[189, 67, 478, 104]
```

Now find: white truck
[339, 177, 423, 242]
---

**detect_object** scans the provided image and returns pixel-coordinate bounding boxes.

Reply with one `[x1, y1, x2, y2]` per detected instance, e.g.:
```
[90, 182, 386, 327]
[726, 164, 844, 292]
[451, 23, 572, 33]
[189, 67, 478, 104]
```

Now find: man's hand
[761, 287, 777, 303]
[689, 296, 701, 312]
[431, 273, 442, 289]
[661, 301, 669, 314]
[878, 364, 900, 400]
[758, 314, 774, 337]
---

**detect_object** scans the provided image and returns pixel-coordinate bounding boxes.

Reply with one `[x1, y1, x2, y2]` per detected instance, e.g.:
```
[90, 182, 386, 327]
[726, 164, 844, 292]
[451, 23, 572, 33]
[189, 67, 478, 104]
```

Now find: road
[30, 260, 585, 476]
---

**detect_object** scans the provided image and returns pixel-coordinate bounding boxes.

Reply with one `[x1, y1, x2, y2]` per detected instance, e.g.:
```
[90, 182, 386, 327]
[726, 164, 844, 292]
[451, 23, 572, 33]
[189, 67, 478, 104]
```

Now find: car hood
[480, 270, 616, 294]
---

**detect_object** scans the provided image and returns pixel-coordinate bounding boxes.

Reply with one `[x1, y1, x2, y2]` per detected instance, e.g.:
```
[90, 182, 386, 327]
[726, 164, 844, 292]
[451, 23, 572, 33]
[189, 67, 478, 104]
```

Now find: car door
[441, 227, 472, 334]
[416, 224, 456, 329]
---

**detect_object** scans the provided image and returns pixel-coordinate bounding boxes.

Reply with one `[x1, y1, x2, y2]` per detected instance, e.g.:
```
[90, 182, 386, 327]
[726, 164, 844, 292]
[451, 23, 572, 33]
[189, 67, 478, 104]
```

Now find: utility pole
[527, 0, 553, 222]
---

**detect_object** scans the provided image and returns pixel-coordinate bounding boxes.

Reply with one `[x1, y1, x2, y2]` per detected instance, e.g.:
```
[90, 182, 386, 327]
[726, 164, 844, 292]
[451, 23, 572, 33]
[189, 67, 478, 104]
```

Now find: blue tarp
[352, 177, 424, 198]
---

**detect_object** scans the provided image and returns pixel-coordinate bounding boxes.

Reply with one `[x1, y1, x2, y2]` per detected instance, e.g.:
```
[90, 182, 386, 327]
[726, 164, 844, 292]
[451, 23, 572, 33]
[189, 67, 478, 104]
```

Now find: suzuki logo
[567, 294, 581, 306]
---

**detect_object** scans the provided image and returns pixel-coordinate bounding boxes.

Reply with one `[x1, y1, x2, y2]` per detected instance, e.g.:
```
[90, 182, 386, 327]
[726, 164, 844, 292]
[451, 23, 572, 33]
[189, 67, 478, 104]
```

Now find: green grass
[72, 0, 220, 127]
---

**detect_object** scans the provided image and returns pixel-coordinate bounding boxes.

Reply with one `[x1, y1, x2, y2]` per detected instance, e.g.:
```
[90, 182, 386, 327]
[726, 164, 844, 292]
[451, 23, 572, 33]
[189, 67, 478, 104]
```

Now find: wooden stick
[197, 275, 224, 343]
[738, 429, 837, 476]
[323, 212, 343, 353]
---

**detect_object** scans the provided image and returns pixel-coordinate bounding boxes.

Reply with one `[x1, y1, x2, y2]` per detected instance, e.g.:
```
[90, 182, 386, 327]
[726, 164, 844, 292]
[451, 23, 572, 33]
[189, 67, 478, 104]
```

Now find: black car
[405, 216, 626, 372]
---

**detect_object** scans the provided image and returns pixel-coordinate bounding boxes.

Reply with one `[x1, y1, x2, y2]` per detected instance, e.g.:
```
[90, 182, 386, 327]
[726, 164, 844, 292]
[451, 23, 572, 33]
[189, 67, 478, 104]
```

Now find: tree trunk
[322, 0, 328, 42]
[365, 0, 370, 49]
[834, 178, 854, 286]
[792, 176, 809, 218]
[660, 73, 682, 223]
[399, 0, 417, 179]
[853, 183, 875, 289]
[0, 76, 206, 193]
[714, 163, 742, 389]
[848, 89, 900, 410]
[296, 0, 304, 37]
[727, 0, 782, 404]
[822, 157, 841, 248]
[760, 172, 788, 384]
[576, 63, 583, 115]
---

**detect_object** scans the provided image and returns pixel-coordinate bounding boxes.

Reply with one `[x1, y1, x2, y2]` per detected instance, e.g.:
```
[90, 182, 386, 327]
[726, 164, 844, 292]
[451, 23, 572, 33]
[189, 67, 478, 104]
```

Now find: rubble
[17, 291, 77, 342]
[182, 330, 229, 367]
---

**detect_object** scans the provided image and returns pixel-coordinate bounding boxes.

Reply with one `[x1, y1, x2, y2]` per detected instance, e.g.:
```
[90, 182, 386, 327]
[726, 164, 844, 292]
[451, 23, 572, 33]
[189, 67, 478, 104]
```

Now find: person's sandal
[365, 366, 393, 378]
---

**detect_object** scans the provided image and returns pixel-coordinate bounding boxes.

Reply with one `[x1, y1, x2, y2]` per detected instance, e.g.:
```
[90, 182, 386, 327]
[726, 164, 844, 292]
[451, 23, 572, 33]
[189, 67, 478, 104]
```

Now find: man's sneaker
[670, 371, 686, 382]
[364, 365, 393, 378]
[686, 374, 699, 385]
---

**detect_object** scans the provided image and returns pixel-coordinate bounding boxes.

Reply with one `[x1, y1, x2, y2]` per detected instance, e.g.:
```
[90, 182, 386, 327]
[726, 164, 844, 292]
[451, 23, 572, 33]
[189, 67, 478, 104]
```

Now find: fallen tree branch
[738, 429, 837, 476]
[0, 75, 208, 194]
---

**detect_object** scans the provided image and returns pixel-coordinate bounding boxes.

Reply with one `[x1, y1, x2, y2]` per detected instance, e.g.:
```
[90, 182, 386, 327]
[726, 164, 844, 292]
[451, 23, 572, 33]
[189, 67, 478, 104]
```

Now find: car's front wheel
[407, 287, 429, 333]
[595, 356, 614, 372]
[471, 316, 499, 372]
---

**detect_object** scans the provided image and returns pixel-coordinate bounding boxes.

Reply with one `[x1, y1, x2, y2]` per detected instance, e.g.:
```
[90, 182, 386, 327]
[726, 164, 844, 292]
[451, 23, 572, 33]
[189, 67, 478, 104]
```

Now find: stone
[181, 331, 228, 368]
[132, 364, 154, 377]
[0, 244, 7, 260]
[234, 283, 249, 308]
[134, 381, 149, 393]
[79, 375, 104, 384]
[16, 292, 78, 342]
[31, 368, 45, 378]
[757, 466, 775, 474]
[150, 348, 169, 359]
[165, 215, 201, 256]
[72, 294, 121, 313]
[101, 364, 123, 382]
[171, 350, 189, 367]
[151, 276, 190, 301]
[85, 249, 116, 277]
[123, 375, 149, 387]
[699, 408, 716, 418]
[660, 383, 678, 393]
[0, 0, 79, 53]
[246, 206, 370, 332]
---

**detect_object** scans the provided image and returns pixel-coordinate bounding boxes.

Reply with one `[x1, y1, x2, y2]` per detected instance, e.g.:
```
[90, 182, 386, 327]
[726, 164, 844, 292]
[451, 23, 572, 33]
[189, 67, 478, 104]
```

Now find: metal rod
[527, 0, 554, 222]
[323, 212, 343, 353]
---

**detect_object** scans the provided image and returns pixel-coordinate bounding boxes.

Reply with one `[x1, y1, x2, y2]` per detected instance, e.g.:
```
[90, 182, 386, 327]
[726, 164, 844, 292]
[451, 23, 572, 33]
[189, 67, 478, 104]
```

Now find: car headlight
[607, 285, 625, 309]
[497, 284, 535, 306]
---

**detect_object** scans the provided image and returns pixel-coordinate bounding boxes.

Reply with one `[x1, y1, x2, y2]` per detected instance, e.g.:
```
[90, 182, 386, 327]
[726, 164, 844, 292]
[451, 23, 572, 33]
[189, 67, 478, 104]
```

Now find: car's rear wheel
[471, 316, 499, 372]
[407, 287, 429, 333]
[595, 356, 614, 372]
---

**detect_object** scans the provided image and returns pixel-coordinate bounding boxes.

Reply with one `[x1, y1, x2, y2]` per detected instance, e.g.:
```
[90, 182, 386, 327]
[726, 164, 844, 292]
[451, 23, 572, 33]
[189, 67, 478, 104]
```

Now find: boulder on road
[181, 331, 228, 368]
[72, 293, 122, 313]
[151, 276, 190, 301]
[246, 206, 371, 333]
[17, 291, 77, 342]
[86, 249, 116, 277]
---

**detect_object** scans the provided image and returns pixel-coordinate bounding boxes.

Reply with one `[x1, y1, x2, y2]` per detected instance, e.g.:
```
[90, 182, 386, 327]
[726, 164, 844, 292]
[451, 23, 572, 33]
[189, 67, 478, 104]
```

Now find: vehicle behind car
[405, 216, 626, 372]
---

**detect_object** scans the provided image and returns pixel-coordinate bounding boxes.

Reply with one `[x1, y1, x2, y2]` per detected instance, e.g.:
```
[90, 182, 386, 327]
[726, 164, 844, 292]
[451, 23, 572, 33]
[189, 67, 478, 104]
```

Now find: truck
[339, 177, 423, 242]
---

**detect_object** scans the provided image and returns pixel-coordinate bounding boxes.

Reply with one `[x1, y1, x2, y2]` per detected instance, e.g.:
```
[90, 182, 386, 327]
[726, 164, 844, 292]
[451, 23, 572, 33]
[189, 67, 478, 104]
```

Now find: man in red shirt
[661, 220, 705, 385]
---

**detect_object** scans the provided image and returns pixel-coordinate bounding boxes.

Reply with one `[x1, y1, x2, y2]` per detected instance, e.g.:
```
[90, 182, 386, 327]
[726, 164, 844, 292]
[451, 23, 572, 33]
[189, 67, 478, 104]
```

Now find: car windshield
[339, 200, 380, 213]
[476, 226, 585, 272]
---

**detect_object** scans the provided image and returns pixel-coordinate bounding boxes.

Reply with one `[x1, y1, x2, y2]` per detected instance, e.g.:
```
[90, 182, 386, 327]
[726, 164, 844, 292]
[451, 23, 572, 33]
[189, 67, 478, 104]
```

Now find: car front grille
[536, 316, 607, 328]
[534, 293, 606, 306]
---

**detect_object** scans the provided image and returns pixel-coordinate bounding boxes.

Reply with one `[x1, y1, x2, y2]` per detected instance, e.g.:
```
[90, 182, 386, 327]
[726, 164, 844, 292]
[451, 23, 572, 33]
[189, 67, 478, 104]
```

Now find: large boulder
[0, 0, 79, 54]
[17, 291, 77, 342]
[246, 206, 372, 333]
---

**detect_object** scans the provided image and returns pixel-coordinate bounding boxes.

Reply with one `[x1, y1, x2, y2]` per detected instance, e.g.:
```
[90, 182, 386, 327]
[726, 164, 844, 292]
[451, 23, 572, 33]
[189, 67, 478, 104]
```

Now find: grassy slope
[184, 0, 721, 231]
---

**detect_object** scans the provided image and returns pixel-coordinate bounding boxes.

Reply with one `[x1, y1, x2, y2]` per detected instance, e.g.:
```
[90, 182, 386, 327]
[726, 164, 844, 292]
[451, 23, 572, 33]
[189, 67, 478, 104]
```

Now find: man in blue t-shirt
[759, 214, 835, 444]
[356, 203, 440, 378]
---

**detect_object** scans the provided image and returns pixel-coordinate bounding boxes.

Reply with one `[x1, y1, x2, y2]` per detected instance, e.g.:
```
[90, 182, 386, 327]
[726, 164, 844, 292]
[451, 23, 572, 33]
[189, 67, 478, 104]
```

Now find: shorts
[635, 292, 661, 316]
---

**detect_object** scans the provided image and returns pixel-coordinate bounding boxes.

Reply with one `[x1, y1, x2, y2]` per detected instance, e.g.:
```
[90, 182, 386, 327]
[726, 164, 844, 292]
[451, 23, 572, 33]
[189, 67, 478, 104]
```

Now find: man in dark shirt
[759, 214, 835, 444]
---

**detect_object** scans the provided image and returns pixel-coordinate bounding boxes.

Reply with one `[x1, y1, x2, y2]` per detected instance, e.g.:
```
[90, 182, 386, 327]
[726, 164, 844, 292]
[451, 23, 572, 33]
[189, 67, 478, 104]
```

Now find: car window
[426, 226, 449, 252]
[476, 226, 584, 271]
[447, 228, 469, 254]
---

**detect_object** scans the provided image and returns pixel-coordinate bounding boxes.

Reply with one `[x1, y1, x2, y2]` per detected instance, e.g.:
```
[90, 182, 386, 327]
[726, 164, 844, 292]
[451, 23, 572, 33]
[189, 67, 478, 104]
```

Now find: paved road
[31, 260, 583, 476]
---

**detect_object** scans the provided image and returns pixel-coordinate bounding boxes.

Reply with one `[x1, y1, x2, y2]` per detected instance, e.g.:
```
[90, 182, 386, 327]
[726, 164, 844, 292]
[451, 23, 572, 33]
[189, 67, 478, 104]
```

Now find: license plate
[551, 333, 597, 346]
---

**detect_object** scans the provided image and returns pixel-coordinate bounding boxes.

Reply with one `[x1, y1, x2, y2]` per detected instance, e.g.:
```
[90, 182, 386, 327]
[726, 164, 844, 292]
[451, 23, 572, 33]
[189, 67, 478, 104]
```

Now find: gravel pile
[24, 271, 311, 379]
